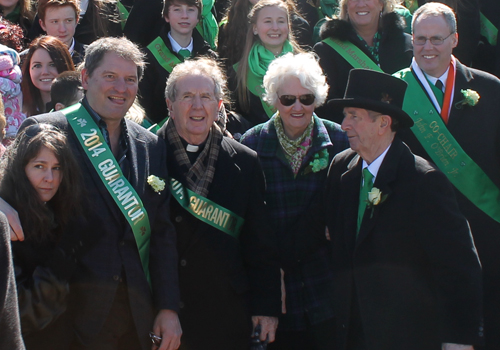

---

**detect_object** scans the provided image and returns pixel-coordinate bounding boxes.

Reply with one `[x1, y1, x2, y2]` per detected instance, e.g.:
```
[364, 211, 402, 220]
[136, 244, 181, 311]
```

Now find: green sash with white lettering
[322, 38, 383, 72]
[480, 12, 498, 46]
[396, 68, 500, 224]
[147, 37, 183, 74]
[169, 178, 244, 238]
[62, 103, 152, 285]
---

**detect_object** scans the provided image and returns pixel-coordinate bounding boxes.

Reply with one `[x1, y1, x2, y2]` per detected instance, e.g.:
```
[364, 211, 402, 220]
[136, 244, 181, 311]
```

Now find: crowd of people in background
[0, 0, 498, 350]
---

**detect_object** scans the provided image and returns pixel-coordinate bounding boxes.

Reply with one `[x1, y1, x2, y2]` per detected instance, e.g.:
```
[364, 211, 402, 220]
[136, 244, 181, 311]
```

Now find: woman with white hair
[314, 0, 412, 123]
[240, 52, 349, 349]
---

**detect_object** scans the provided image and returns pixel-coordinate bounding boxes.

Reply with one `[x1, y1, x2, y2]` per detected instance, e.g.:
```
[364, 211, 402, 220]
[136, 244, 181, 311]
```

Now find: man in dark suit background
[324, 69, 482, 350]
[157, 57, 280, 349]
[5, 37, 181, 350]
[395, 3, 500, 349]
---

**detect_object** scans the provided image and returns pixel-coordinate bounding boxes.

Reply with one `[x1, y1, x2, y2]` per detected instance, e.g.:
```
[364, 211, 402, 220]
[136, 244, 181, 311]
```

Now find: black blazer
[314, 12, 412, 122]
[399, 60, 500, 349]
[157, 129, 281, 349]
[20, 110, 179, 350]
[325, 138, 482, 349]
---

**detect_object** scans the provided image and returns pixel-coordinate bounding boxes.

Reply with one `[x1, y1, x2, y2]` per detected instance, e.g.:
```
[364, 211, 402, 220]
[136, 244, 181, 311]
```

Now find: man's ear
[166, 99, 174, 118]
[39, 19, 47, 32]
[379, 115, 392, 133]
[81, 69, 89, 90]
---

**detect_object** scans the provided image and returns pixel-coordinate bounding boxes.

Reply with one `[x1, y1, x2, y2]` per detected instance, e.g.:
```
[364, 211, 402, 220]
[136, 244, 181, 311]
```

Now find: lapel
[356, 139, 402, 247]
[448, 61, 473, 128]
[339, 153, 363, 253]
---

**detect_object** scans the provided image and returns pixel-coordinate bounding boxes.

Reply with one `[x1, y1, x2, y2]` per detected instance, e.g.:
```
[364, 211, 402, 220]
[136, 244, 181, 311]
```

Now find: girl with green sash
[313, 0, 412, 123]
[230, 0, 303, 128]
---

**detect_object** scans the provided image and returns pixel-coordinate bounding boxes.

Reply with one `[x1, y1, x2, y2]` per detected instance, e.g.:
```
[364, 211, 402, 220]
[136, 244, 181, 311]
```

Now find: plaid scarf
[274, 114, 314, 176]
[165, 117, 222, 197]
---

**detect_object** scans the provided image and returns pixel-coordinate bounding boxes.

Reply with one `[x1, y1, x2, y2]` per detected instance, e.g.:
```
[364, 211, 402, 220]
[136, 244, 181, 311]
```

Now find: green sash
[169, 178, 244, 238]
[396, 69, 500, 224]
[480, 12, 498, 46]
[233, 62, 276, 118]
[147, 37, 183, 74]
[322, 37, 382, 72]
[62, 103, 153, 284]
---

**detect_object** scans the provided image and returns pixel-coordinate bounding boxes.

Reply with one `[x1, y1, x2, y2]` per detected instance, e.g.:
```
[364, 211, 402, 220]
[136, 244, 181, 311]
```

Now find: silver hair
[84, 37, 146, 80]
[263, 52, 328, 107]
[164, 57, 226, 101]
[412, 2, 457, 34]
[338, 0, 396, 21]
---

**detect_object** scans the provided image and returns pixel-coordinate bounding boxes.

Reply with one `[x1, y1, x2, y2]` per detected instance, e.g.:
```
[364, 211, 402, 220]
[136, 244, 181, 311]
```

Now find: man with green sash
[10, 37, 182, 350]
[323, 68, 482, 350]
[139, 0, 216, 125]
[394, 3, 500, 349]
[157, 57, 280, 350]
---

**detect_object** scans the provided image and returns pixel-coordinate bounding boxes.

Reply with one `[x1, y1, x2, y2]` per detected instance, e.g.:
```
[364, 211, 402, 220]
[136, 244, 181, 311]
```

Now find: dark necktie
[435, 79, 444, 92]
[357, 168, 374, 234]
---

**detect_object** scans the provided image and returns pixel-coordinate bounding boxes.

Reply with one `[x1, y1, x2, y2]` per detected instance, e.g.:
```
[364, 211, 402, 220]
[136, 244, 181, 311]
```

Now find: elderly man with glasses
[395, 2, 500, 350]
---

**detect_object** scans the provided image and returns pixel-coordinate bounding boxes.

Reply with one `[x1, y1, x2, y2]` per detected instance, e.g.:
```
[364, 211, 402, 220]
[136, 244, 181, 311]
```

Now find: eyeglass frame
[412, 32, 455, 46]
[277, 94, 316, 107]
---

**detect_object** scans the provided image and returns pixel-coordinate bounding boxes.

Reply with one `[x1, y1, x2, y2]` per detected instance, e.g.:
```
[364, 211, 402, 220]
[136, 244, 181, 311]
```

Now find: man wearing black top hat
[322, 69, 483, 350]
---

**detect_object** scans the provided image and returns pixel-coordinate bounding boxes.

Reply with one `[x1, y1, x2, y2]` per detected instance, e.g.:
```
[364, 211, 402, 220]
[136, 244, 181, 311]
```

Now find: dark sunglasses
[278, 94, 316, 106]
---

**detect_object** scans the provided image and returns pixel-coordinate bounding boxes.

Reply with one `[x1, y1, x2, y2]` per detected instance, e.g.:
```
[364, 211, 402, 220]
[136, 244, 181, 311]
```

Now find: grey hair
[338, 0, 396, 21]
[164, 57, 226, 102]
[412, 2, 457, 34]
[263, 52, 329, 107]
[83, 37, 146, 80]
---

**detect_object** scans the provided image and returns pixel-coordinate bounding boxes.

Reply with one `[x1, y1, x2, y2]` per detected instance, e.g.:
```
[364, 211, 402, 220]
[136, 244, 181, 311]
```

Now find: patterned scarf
[165, 117, 222, 197]
[274, 114, 314, 175]
[357, 31, 381, 64]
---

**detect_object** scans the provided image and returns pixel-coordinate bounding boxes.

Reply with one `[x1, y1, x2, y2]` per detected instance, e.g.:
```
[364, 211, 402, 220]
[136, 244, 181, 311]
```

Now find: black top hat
[328, 69, 414, 129]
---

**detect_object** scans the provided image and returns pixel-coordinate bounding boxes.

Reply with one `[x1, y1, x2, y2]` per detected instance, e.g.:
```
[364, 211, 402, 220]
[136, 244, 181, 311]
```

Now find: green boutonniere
[455, 89, 480, 109]
[303, 149, 329, 175]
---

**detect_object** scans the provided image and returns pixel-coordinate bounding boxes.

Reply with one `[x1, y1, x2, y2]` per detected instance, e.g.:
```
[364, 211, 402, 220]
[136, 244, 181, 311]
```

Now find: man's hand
[152, 309, 182, 350]
[252, 316, 278, 343]
[0, 197, 24, 241]
[442, 343, 474, 350]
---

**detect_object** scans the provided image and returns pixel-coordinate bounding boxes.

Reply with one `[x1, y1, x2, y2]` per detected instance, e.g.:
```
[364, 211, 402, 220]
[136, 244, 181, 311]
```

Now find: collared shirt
[168, 31, 193, 54]
[425, 67, 449, 93]
[362, 144, 391, 184]
[81, 97, 130, 176]
[68, 38, 75, 56]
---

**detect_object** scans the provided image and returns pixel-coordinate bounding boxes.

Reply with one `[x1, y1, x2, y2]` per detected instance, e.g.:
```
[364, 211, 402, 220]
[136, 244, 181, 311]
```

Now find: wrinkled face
[165, 2, 199, 36]
[253, 6, 289, 53]
[40, 5, 78, 48]
[341, 107, 383, 159]
[82, 52, 138, 124]
[167, 74, 222, 145]
[277, 76, 316, 140]
[347, 0, 383, 30]
[30, 48, 59, 93]
[25, 146, 62, 203]
[413, 14, 457, 77]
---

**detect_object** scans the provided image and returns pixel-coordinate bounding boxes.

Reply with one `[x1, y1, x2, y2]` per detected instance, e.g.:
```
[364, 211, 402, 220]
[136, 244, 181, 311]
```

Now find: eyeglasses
[278, 94, 315, 106]
[413, 32, 455, 46]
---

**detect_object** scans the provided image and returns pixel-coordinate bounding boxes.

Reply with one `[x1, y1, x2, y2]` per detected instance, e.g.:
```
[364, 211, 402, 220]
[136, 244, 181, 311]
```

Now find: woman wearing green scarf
[229, 0, 303, 128]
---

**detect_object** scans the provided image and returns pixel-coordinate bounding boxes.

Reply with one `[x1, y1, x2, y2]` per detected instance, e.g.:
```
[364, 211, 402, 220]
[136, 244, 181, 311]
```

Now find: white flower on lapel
[147, 175, 165, 193]
[367, 187, 382, 206]
[456, 89, 480, 108]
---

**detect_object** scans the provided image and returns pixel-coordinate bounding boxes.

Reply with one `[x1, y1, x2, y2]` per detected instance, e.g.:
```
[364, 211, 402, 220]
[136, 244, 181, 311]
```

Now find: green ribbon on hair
[195, 0, 218, 50]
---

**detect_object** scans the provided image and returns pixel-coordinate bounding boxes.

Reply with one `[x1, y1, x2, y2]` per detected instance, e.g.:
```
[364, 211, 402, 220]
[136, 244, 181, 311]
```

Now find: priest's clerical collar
[180, 138, 206, 153]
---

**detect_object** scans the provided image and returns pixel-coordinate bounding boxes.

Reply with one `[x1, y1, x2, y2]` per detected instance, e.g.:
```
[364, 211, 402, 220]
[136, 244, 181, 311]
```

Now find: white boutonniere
[366, 187, 388, 218]
[147, 175, 165, 194]
[455, 89, 480, 109]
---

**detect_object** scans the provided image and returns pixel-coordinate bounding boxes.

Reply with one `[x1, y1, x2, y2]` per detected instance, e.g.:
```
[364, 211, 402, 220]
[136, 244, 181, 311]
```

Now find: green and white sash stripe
[396, 69, 500, 224]
[62, 103, 152, 285]
[147, 37, 183, 74]
[480, 12, 498, 46]
[322, 38, 382, 72]
[169, 178, 244, 238]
